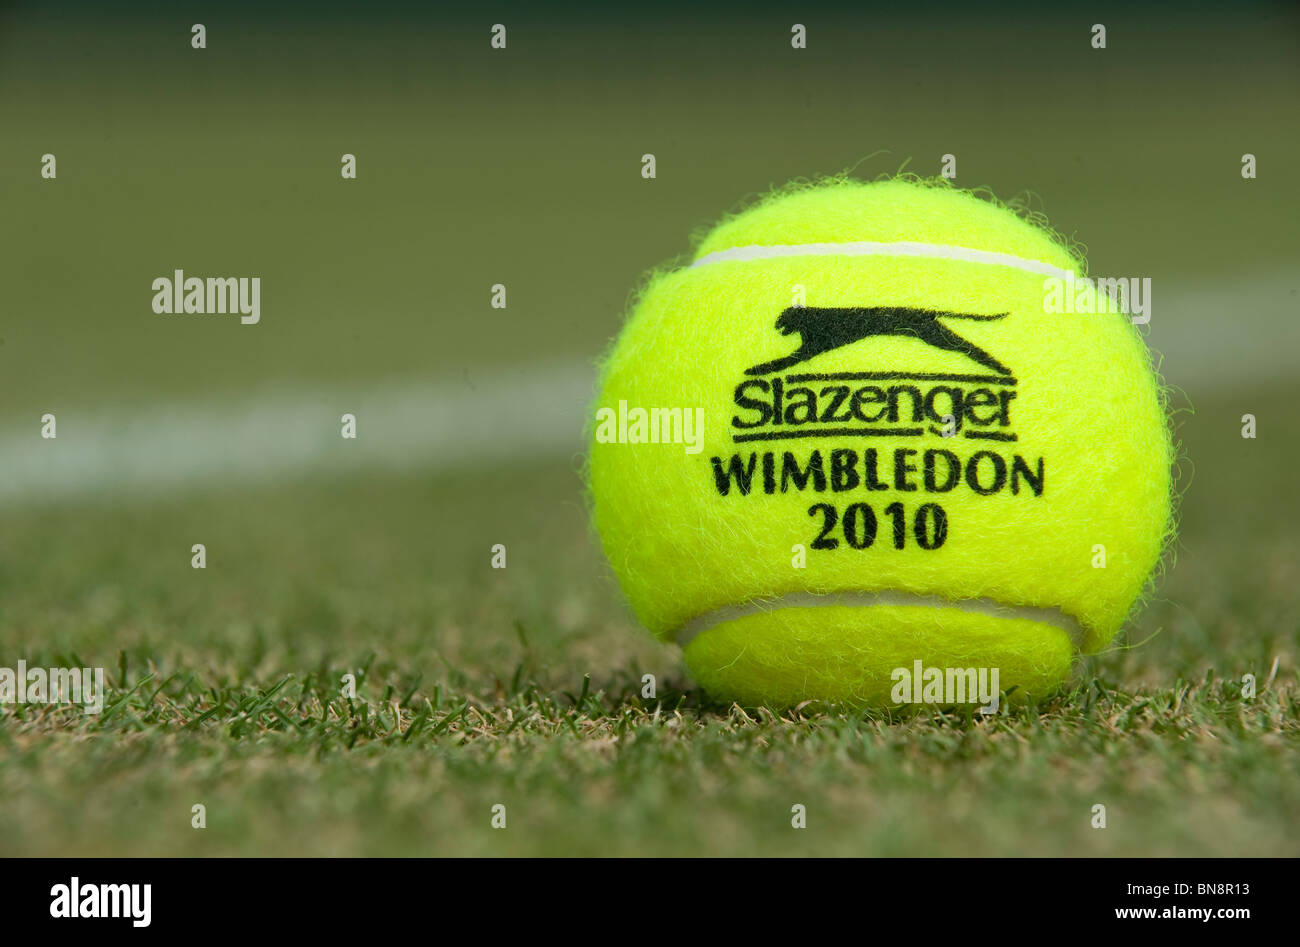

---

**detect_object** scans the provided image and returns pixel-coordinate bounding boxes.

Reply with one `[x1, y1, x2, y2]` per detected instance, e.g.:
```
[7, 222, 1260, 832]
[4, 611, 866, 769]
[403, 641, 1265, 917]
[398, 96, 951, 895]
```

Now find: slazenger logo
[746, 305, 1011, 376]
[734, 306, 1017, 442]
[711, 306, 1046, 552]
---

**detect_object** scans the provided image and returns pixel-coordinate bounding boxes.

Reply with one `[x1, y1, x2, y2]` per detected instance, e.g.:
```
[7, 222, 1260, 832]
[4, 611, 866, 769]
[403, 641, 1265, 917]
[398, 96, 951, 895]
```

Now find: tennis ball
[589, 177, 1172, 708]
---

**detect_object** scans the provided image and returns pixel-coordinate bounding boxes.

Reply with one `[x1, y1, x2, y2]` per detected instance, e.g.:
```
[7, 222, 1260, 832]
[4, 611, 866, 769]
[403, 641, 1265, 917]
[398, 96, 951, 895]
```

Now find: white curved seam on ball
[691, 241, 1075, 281]
[671, 592, 1087, 651]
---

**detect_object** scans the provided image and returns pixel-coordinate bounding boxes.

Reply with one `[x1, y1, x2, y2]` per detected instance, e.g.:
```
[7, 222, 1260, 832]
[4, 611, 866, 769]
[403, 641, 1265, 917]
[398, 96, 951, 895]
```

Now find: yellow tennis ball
[589, 177, 1173, 708]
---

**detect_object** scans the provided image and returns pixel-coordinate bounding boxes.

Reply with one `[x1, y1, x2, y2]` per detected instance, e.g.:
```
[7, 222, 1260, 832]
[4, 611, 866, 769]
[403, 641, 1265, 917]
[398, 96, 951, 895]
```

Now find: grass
[2, 664, 1295, 857]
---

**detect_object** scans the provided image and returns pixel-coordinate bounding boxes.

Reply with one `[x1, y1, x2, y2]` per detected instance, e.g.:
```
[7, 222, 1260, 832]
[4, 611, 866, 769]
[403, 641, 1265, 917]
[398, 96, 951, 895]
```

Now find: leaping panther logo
[745, 306, 1012, 376]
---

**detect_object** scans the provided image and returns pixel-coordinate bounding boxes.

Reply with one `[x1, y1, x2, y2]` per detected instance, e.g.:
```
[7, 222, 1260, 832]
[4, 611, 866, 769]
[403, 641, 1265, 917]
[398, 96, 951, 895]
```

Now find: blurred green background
[1, 0, 1297, 856]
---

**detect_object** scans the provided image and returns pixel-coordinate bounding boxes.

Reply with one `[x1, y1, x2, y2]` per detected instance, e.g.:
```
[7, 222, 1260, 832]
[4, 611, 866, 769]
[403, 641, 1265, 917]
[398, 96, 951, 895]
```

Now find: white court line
[0, 360, 596, 507]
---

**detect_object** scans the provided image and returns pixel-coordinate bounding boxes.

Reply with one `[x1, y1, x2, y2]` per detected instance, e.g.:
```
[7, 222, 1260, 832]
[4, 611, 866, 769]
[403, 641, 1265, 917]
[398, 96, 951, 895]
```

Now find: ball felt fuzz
[589, 177, 1173, 708]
